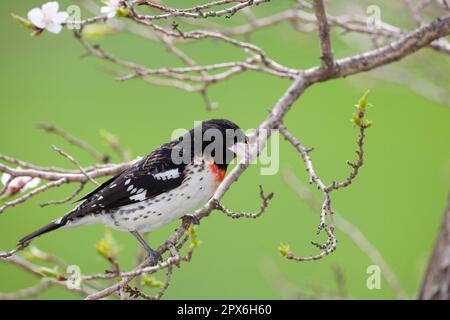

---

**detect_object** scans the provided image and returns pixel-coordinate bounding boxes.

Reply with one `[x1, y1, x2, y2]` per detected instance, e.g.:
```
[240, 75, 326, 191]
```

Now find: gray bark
[418, 193, 450, 300]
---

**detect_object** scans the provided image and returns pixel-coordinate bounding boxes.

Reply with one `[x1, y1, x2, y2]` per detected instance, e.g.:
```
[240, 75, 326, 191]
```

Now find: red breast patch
[209, 163, 226, 186]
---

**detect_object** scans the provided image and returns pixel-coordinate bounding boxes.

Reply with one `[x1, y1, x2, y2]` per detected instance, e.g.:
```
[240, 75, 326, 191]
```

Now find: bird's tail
[17, 218, 67, 248]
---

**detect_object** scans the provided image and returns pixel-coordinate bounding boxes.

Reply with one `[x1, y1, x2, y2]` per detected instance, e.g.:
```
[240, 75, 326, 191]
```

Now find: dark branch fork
[1, 0, 450, 299]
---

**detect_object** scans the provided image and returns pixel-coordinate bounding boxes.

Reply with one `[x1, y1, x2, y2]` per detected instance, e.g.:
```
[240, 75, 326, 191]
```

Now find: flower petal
[42, 1, 59, 17]
[107, 11, 117, 19]
[53, 11, 69, 24]
[100, 6, 114, 14]
[21, 177, 41, 191]
[27, 8, 46, 28]
[45, 22, 63, 34]
[1, 172, 11, 186]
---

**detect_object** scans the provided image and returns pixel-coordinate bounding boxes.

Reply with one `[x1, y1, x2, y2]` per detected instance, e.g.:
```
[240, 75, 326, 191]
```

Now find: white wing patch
[129, 190, 147, 201]
[152, 168, 180, 181]
[54, 217, 64, 224]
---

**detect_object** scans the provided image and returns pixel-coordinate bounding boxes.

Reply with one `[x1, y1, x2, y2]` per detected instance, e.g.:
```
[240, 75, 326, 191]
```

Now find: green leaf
[11, 13, 33, 29]
[358, 90, 370, 109]
[95, 231, 119, 260]
[278, 243, 291, 257]
[22, 246, 48, 261]
[352, 90, 374, 128]
[83, 24, 115, 39]
[188, 225, 202, 248]
[351, 113, 362, 126]
[117, 8, 131, 17]
[141, 275, 164, 288]
[37, 266, 59, 279]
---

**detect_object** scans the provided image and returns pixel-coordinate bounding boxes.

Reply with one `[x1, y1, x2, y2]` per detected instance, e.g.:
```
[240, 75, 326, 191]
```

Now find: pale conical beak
[228, 142, 249, 159]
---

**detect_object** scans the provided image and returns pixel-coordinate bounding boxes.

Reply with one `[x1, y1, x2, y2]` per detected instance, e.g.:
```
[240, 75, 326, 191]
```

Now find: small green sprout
[356, 90, 372, 109]
[37, 266, 65, 281]
[11, 13, 33, 30]
[351, 90, 374, 128]
[116, 8, 131, 17]
[83, 24, 115, 39]
[22, 246, 48, 261]
[100, 129, 119, 148]
[96, 231, 119, 260]
[141, 275, 164, 289]
[188, 225, 202, 248]
[278, 243, 291, 257]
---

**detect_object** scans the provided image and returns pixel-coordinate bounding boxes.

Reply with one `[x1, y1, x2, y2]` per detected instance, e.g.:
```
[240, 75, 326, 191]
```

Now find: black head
[174, 119, 247, 169]
[200, 119, 242, 139]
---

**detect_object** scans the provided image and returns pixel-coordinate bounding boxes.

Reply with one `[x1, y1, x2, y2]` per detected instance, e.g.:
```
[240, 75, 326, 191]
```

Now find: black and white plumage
[18, 119, 246, 264]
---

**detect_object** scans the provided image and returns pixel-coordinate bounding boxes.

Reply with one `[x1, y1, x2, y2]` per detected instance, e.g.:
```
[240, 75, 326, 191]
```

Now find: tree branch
[418, 193, 450, 300]
[313, 0, 334, 72]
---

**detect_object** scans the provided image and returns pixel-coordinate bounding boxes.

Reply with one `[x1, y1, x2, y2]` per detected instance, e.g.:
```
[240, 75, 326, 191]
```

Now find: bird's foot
[146, 249, 161, 267]
[182, 214, 200, 226]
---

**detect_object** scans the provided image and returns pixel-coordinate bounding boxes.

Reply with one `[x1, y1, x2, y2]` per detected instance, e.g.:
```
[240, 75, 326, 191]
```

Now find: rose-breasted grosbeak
[18, 119, 247, 264]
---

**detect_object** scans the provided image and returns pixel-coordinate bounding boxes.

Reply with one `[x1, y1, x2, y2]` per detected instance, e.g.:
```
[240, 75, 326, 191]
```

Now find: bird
[17, 119, 247, 265]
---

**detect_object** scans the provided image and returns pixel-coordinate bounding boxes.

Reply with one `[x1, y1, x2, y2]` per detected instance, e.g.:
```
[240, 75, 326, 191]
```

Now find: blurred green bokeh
[0, 0, 449, 299]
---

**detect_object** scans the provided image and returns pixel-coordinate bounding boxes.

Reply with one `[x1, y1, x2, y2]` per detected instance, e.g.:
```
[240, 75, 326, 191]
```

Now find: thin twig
[0, 179, 67, 214]
[283, 170, 408, 299]
[0, 280, 53, 300]
[40, 183, 86, 207]
[214, 185, 274, 219]
[52, 145, 100, 186]
[38, 123, 109, 164]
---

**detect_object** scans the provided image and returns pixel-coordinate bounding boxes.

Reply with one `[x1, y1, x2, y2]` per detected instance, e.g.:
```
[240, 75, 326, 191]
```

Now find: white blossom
[100, 0, 122, 19]
[1, 170, 41, 197]
[27, 2, 69, 34]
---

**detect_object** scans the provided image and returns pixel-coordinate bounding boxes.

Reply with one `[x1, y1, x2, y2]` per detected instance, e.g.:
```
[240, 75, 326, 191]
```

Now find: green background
[0, 0, 449, 299]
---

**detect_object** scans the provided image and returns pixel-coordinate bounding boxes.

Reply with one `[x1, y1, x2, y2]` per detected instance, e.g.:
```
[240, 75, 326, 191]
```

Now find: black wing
[67, 141, 186, 220]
